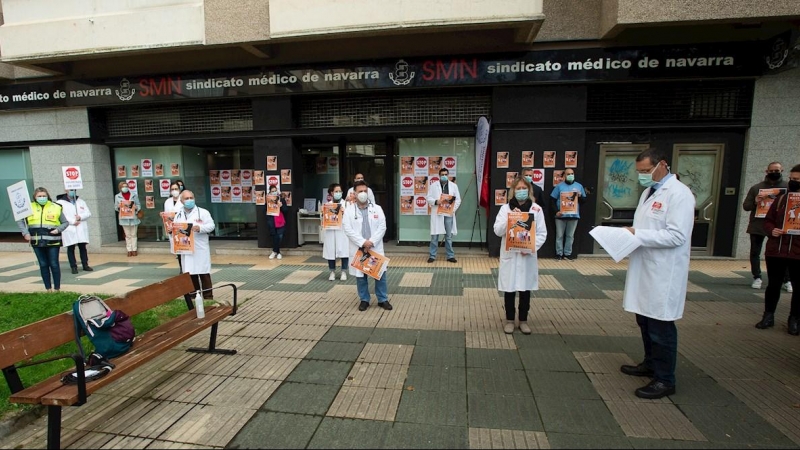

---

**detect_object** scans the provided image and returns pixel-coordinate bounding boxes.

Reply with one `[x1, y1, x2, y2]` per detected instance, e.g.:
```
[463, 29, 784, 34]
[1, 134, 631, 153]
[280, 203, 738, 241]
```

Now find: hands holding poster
[322, 202, 343, 229]
[119, 201, 135, 219]
[756, 188, 785, 218]
[784, 192, 800, 235]
[351, 248, 389, 280]
[438, 194, 456, 216]
[505, 211, 536, 253]
[172, 222, 195, 255]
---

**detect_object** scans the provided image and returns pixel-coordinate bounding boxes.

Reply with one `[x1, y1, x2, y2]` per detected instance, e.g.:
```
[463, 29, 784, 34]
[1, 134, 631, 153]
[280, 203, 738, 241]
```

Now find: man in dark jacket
[743, 162, 792, 292]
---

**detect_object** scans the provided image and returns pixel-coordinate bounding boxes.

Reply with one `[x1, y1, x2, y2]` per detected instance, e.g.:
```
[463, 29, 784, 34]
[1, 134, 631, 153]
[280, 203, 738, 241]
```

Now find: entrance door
[594, 144, 649, 253]
[343, 141, 395, 240]
[672, 143, 724, 256]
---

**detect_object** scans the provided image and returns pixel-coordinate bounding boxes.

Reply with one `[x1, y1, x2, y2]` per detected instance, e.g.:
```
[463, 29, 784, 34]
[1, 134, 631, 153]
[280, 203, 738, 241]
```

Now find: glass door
[673, 143, 724, 256]
[344, 141, 394, 240]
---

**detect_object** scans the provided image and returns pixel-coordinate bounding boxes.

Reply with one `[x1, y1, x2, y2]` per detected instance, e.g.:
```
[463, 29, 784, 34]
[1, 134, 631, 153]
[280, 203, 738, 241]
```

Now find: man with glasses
[743, 162, 792, 293]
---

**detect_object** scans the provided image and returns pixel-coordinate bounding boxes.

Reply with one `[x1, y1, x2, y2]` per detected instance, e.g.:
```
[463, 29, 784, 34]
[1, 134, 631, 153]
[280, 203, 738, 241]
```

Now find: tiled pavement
[1, 251, 800, 449]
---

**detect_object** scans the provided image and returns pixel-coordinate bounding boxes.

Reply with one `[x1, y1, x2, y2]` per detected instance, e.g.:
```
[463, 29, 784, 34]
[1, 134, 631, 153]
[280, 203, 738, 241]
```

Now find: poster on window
[117, 165, 126, 178]
[221, 186, 232, 203]
[231, 170, 241, 185]
[144, 179, 154, 193]
[400, 157, 414, 175]
[155, 163, 164, 177]
[159, 179, 172, 198]
[130, 164, 140, 177]
[242, 187, 253, 203]
[785, 192, 800, 235]
[266, 175, 280, 190]
[255, 190, 266, 205]
[414, 176, 429, 195]
[495, 189, 508, 206]
[240, 170, 253, 187]
[565, 151, 578, 168]
[400, 195, 414, 215]
[267, 156, 278, 171]
[145, 196, 155, 209]
[230, 185, 241, 203]
[506, 172, 519, 189]
[522, 151, 534, 168]
[414, 156, 428, 176]
[553, 170, 565, 186]
[219, 169, 231, 186]
[543, 151, 556, 168]
[210, 186, 221, 203]
[253, 170, 265, 185]
[141, 159, 154, 177]
[428, 157, 443, 176]
[755, 188, 785, 218]
[281, 169, 292, 184]
[172, 222, 195, 255]
[497, 152, 509, 169]
[505, 212, 536, 252]
[125, 179, 138, 196]
[414, 196, 429, 215]
[399, 176, 414, 197]
[328, 156, 339, 174]
[442, 156, 457, 174]
[209, 170, 220, 185]
[316, 156, 328, 175]
[171, 163, 181, 176]
[530, 168, 545, 191]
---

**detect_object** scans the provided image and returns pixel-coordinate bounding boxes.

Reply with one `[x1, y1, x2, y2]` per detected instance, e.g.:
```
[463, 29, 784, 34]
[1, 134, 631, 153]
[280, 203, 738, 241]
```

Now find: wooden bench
[0, 273, 238, 449]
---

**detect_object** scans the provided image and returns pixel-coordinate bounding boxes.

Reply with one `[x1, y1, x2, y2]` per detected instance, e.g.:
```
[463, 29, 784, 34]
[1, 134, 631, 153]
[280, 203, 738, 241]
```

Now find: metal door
[673, 143, 724, 255]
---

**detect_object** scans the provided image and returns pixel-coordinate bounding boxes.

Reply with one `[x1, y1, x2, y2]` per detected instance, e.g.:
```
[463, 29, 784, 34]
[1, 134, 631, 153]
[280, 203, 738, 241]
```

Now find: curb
[0, 405, 46, 441]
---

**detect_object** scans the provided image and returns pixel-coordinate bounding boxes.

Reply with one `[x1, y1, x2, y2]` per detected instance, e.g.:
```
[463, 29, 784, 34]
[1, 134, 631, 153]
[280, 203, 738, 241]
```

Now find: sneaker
[269, 252, 276, 259]
[329, 271, 336, 281]
[503, 320, 515, 334]
[340, 272, 347, 281]
[784, 282, 793, 293]
[751, 278, 762, 289]
[519, 322, 532, 335]
[277, 253, 283, 260]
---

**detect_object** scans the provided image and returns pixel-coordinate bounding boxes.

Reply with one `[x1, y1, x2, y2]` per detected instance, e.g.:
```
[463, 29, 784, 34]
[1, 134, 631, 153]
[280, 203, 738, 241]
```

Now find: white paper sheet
[589, 226, 642, 263]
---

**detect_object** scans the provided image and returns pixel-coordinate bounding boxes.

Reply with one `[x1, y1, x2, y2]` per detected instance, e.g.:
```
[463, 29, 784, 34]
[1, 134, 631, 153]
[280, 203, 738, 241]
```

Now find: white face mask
[357, 192, 369, 203]
[171, 190, 180, 198]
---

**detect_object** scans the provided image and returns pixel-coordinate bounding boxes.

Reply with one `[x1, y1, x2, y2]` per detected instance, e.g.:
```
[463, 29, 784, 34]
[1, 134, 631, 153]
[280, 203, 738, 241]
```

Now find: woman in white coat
[323, 183, 350, 281]
[174, 190, 216, 300]
[493, 177, 547, 335]
[114, 181, 141, 257]
[164, 181, 184, 272]
[57, 190, 93, 274]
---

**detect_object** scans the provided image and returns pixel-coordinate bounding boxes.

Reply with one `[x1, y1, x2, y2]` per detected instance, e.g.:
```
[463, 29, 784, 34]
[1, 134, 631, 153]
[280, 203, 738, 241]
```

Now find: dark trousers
[271, 227, 285, 254]
[764, 256, 800, 317]
[750, 234, 791, 282]
[636, 314, 677, 386]
[504, 291, 531, 321]
[183, 273, 214, 306]
[33, 246, 61, 290]
[66, 243, 89, 269]
[328, 258, 349, 270]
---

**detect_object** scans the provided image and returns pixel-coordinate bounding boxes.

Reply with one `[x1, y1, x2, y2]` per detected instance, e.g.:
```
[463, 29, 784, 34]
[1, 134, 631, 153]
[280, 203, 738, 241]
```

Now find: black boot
[755, 312, 775, 329]
[789, 316, 799, 336]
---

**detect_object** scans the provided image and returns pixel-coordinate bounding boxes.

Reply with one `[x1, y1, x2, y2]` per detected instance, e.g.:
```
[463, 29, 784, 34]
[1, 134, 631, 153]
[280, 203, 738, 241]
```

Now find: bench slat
[37, 305, 232, 406]
[0, 273, 195, 370]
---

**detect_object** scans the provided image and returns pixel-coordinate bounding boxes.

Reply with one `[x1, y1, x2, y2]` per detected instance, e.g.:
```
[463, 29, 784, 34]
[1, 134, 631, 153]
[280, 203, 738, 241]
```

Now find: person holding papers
[174, 190, 216, 302]
[323, 183, 349, 281]
[620, 148, 695, 399]
[426, 167, 462, 263]
[343, 180, 392, 312]
[493, 176, 547, 335]
[550, 168, 586, 260]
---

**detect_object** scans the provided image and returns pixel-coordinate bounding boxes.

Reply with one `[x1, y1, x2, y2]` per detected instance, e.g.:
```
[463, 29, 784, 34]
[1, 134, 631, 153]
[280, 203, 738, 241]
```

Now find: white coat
[342, 201, 387, 278]
[623, 176, 695, 321]
[174, 206, 215, 275]
[427, 180, 462, 236]
[493, 202, 547, 292]
[346, 187, 376, 205]
[322, 200, 350, 260]
[57, 197, 91, 246]
[164, 197, 183, 213]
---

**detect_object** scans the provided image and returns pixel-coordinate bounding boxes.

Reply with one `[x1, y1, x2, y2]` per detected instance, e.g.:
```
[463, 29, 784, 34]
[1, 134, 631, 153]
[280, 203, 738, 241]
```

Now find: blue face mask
[524, 175, 533, 183]
[440, 175, 448, 183]
[68, 190, 77, 198]
[515, 189, 529, 202]
[36, 197, 48, 205]
[638, 165, 658, 188]
[333, 192, 342, 201]
[566, 175, 575, 183]
[183, 199, 196, 209]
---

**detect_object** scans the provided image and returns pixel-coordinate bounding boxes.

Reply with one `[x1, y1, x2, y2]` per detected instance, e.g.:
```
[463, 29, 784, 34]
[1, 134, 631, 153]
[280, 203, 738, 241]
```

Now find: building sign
[0, 42, 771, 111]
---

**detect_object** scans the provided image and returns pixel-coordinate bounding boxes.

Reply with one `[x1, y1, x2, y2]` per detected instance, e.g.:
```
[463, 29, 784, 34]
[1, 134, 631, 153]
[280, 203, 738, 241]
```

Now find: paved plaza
[0, 247, 799, 449]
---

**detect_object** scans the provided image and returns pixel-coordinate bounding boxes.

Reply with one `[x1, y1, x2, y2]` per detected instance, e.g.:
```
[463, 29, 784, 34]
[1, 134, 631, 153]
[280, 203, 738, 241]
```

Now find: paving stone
[410, 346, 466, 367]
[203, 378, 281, 409]
[466, 348, 524, 370]
[235, 356, 302, 381]
[605, 401, 706, 441]
[308, 417, 393, 449]
[357, 343, 414, 365]
[468, 428, 550, 449]
[228, 411, 322, 449]
[262, 382, 341, 415]
[344, 362, 409, 389]
[278, 324, 331, 340]
[668, 376, 743, 407]
[159, 405, 254, 447]
[99, 399, 194, 438]
[574, 352, 636, 374]
[146, 440, 216, 449]
[513, 333, 569, 351]
[399, 272, 434, 287]
[518, 349, 583, 372]
[322, 326, 375, 343]
[466, 331, 518, 349]
[102, 435, 153, 449]
[679, 404, 796, 446]
[467, 368, 532, 396]
[527, 370, 600, 400]
[587, 373, 670, 404]
[306, 341, 366, 362]
[416, 330, 466, 347]
[384, 422, 469, 449]
[536, 397, 623, 436]
[148, 373, 227, 403]
[65, 432, 116, 449]
[627, 438, 732, 449]
[287, 360, 354, 386]
[468, 394, 543, 431]
[563, 335, 631, 353]
[368, 328, 420, 345]
[546, 432, 633, 449]
[326, 386, 403, 421]
[258, 338, 317, 359]
[404, 364, 467, 393]
[395, 390, 468, 427]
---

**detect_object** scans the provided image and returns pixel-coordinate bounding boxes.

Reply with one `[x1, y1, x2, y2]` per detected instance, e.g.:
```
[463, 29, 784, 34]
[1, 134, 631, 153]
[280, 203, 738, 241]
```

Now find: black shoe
[379, 301, 393, 311]
[70, 267, 78, 274]
[635, 380, 675, 399]
[427, 258, 435, 263]
[555, 254, 563, 260]
[447, 258, 457, 263]
[82, 266, 93, 272]
[358, 301, 369, 312]
[755, 312, 775, 329]
[789, 316, 799, 336]
[620, 363, 654, 377]
[565, 254, 575, 261]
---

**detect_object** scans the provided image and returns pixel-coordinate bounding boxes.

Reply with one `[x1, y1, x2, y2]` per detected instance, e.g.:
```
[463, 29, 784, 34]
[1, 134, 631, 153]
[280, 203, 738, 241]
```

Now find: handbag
[137, 209, 145, 220]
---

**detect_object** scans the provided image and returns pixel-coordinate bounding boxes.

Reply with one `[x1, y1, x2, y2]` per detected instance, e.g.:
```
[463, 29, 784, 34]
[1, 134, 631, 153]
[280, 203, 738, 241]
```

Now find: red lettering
[437, 61, 457, 80]
[462, 59, 478, 79]
[138, 77, 182, 97]
[422, 61, 436, 81]
[138, 80, 150, 97]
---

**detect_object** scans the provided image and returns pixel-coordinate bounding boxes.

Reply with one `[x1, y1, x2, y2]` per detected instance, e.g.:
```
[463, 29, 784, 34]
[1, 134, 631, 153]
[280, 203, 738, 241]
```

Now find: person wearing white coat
[427, 168, 462, 263]
[323, 183, 350, 281]
[164, 182, 184, 272]
[342, 181, 392, 312]
[494, 177, 547, 335]
[174, 190, 216, 302]
[57, 190, 93, 274]
[345, 173, 376, 205]
[620, 148, 695, 400]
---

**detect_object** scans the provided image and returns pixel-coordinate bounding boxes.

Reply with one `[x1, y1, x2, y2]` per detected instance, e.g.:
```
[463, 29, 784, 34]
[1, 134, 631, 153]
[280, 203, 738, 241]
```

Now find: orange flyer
[266, 194, 280, 216]
[172, 222, 195, 255]
[119, 202, 135, 219]
[351, 248, 390, 280]
[322, 202, 343, 229]
[505, 211, 536, 252]
[784, 192, 800, 235]
[756, 188, 785, 218]
[160, 211, 176, 234]
[559, 191, 579, 215]
[438, 194, 455, 216]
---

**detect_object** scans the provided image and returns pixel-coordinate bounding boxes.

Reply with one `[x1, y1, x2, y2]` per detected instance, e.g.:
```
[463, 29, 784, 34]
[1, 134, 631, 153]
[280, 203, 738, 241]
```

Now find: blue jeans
[555, 219, 578, 256]
[636, 314, 678, 386]
[271, 227, 285, 254]
[429, 216, 454, 259]
[356, 271, 388, 303]
[33, 246, 61, 290]
[328, 258, 349, 271]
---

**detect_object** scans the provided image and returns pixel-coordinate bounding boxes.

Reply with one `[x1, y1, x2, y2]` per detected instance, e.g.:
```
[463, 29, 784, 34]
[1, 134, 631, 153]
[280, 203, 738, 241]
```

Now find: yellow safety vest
[27, 202, 63, 246]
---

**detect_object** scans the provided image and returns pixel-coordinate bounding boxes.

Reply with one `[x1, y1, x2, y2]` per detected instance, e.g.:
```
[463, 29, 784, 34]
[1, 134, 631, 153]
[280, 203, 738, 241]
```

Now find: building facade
[0, 0, 798, 257]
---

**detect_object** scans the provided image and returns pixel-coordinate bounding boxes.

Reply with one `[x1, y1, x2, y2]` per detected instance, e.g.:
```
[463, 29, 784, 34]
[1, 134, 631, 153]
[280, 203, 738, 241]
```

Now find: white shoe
[277, 253, 282, 260]
[340, 272, 347, 281]
[329, 271, 336, 281]
[785, 282, 794, 293]
[751, 278, 762, 289]
[269, 252, 276, 260]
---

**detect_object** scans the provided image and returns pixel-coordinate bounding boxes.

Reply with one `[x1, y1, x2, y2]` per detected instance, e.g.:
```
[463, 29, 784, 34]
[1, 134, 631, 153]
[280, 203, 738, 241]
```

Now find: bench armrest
[3, 353, 87, 405]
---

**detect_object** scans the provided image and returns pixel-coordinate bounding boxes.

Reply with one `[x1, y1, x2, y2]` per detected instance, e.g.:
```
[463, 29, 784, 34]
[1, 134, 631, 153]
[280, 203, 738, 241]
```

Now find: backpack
[72, 295, 135, 361]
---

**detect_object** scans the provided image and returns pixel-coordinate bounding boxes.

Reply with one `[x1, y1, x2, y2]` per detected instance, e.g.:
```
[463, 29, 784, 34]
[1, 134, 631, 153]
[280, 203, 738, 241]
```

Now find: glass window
[0, 148, 33, 233]
[301, 146, 340, 209]
[396, 137, 487, 243]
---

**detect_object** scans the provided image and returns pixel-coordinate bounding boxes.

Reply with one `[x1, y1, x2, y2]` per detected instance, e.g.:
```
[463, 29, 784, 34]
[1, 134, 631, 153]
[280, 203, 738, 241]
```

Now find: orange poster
[130, 164, 140, 177]
[497, 152, 509, 169]
[322, 202, 344, 229]
[172, 222, 195, 255]
[231, 169, 241, 185]
[553, 170, 565, 186]
[543, 151, 556, 168]
[351, 248, 390, 281]
[160, 211, 176, 234]
[255, 191, 266, 205]
[784, 192, 800, 235]
[145, 196, 155, 209]
[209, 170, 220, 185]
[253, 170, 265, 185]
[281, 169, 292, 184]
[565, 151, 578, 168]
[400, 157, 414, 175]
[414, 176, 428, 195]
[438, 194, 455, 216]
[155, 163, 164, 177]
[506, 172, 519, 189]
[428, 157, 443, 176]
[400, 196, 414, 215]
[117, 165, 126, 178]
[521, 151, 534, 168]
[267, 156, 278, 171]
[267, 194, 280, 216]
[560, 191, 579, 215]
[756, 188, 785, 218]
[144, 179, 154, 193]
[242, 186, 253, 203]
[171, 164, 180, 176]
[495, 189, 507, 206]
[221, 186, 232, 202]
[505, 212, 536, 252]
[119, 202, 135, 219]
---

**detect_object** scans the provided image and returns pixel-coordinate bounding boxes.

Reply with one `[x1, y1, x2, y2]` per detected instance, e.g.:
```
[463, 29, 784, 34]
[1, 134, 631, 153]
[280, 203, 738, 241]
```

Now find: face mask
[440, 175, 448, 183]
[178, 185, 185, 192]
[566, 175, 575, 183]
[767, 172, 782, 181]
[514, 189, 529, 202]
[357, 192, 369, 203]
[36, 197, 48, 205]
[789, 180, 800, 192]
[638, 165, 658, 188]
[171, 190, 180, 198]
[183, 199, 196, 209]
[68, 190, 77, 198]
[333, 192, 342, 201]
[524, 175, 533, 183]
[121, 187, 129, 193]
[269, 191, 277, 195]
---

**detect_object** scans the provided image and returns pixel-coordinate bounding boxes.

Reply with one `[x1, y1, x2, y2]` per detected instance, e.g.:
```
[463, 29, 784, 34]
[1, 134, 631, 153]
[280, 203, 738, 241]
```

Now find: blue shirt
[550, 181, 587, 219]
[651, 173, 674, 193]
